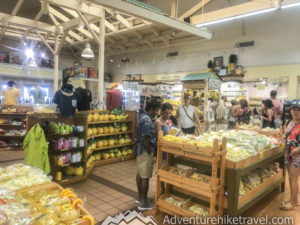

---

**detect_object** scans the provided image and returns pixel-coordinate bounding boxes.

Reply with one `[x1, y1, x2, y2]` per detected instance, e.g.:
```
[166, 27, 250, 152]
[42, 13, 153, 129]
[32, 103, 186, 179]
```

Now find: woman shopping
[176, 95, 201, 135]
[281, 100, 300, 210]
[155, 103, 181, 137]
[261, 99, 275, 128]
[236, 99, 253, 125]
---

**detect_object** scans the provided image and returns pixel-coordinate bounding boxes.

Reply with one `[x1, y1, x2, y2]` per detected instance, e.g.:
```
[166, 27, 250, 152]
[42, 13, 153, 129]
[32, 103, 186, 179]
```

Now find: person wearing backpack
[281, 100, 300, 210]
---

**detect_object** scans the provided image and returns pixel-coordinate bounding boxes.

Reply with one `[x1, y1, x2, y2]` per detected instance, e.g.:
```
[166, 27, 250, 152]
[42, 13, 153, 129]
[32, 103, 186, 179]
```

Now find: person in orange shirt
[1, 80, 21, 106]
[106, 83, 122, 110]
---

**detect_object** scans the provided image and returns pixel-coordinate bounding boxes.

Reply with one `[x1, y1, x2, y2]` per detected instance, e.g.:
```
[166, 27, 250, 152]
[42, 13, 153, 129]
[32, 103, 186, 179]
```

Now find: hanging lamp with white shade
[81, 43, 94, 58]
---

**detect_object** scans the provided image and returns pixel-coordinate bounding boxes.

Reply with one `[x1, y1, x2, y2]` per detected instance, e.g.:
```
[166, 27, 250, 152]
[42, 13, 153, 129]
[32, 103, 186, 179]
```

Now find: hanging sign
[208, 78, 221, 89]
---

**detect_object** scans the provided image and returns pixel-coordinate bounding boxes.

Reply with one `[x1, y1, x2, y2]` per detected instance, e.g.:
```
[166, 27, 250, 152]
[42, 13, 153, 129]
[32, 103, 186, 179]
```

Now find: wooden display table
[18, 182, 94, 225]
[175, 145, 285, 216]
[155, 131, 227, 218]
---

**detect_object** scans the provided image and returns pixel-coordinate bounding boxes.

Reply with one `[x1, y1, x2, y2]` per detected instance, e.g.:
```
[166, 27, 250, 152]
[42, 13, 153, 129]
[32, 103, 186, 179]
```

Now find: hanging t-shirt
[53, 90, 81, 117]
[76, 87, 92, 111]
[1, 87, 21, 106]
[30, 88, 46, 104]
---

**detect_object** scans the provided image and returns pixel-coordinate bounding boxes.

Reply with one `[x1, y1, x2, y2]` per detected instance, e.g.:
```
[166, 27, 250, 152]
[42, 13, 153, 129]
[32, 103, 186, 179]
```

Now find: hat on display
[7, 80, 16, 87]
[291, 99, 300, 109]
[110, 83, 118, 89]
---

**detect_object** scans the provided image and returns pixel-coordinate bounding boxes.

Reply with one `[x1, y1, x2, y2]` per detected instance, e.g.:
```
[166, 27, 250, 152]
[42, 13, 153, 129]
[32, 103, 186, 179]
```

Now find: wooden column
[54, 35, 59, 92]
[171, 0, 178, 18]
[98, 10, 105, 109]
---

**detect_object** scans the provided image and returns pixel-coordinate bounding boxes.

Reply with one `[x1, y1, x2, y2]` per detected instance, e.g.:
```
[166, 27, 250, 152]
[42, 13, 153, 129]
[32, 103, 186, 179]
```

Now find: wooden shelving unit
[87, 131, 133, 139]
[0, 111, 28, 151]
[27, 113, 88, 186]
[155, 131, 227, 217]
[88, 142, 134, 156]
[88, 119, 131, 125]
[25, 110, 137, 185]
[86, 110, 136, 170]
[175, 144, 285, 216]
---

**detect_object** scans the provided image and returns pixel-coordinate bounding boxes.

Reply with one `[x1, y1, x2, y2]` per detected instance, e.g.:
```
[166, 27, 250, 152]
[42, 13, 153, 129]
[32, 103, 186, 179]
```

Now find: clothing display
[53, 89, 81, 117]
[76, 87, 92, 111]
[23, 124, 50, 174]
[1, 87, 21, 106]
[106, 89, 122, 110]
[30, 88, 46, 104]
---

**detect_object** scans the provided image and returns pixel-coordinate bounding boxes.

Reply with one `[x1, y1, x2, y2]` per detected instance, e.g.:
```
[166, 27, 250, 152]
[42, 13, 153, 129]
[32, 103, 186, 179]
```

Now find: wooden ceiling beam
[42, 0, 105, 18]
[76, 11, 100, 44]
[190, 1, 275, 25]
[116, 13, 132, 28]
[150, 27, 170, 46]
[143, 40, 154, 48]
[11, 0, 24, 16]
[36, 31, 55, 55]
[49, 13, 59, 25]
[179, 0, 213, 20]
[48, 6, 86, 42]
[0, 27, 7, 41]
[171, 0, 178, 18]
[58, 6, 101, 34]
[0, 12, 56, 33]
[93, 0, 212, 39]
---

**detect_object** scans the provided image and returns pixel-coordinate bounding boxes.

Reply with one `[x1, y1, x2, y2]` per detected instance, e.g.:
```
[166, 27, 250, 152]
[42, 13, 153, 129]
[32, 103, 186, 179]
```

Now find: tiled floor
[1, 151, 300, 224]
[70, 160, 156, 223]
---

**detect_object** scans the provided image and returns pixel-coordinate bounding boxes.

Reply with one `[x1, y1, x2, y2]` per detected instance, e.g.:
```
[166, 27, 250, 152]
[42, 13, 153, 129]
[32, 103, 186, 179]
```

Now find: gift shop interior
[0, 0, 300, 224]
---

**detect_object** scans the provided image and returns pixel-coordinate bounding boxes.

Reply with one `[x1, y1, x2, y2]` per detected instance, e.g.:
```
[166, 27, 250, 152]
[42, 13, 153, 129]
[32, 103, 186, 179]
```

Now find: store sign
[208, 79, 221, 89]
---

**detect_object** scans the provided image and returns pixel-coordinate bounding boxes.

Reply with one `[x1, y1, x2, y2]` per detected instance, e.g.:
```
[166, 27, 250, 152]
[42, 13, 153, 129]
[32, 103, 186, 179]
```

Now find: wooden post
[171, 0, 178, 18]
[98, 10, 105, 109]
[210, 139, 219, 217]
[218, 138, 227, 215]
[54, 35, 59, 92]
[155, 131, 163, 216]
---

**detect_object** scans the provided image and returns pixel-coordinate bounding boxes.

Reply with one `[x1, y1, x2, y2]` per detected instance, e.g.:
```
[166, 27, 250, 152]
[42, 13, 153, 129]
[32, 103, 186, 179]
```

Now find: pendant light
[81, 43, 94, 58]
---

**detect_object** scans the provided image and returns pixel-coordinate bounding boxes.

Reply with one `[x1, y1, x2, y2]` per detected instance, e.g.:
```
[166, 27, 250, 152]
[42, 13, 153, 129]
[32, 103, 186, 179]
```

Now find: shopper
[236, 99, 253, 125]
[261, 99, 275, 128]
[30, 83, 46, 104]
[76, 81, 92, 111]
[106, 83, 122, 110]
[53, 82, 81, 117]
[228, 99, 239, 129]
[270, 90, 283, 128]
[155, 103, 181, 137]
[281, 100, 300, 210]
[176, 95, 201, 135]
[135, 99, 161, 210]
[1, 80, 21, 106]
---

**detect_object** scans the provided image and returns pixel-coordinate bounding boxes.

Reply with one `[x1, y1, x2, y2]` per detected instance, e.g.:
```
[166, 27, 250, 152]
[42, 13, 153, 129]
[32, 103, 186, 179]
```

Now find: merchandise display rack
[86, 110, 137, 173]
[155, 131, 227, 217]
[0, 108, 31, 151]
[26, 113, 88, 186]
[175, 144, 285, 216]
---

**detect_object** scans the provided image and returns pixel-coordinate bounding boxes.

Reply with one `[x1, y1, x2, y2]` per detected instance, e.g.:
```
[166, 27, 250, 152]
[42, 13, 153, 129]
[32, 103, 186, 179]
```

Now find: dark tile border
[89, 174, 137, 199]
[0, 158, 23, 163]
